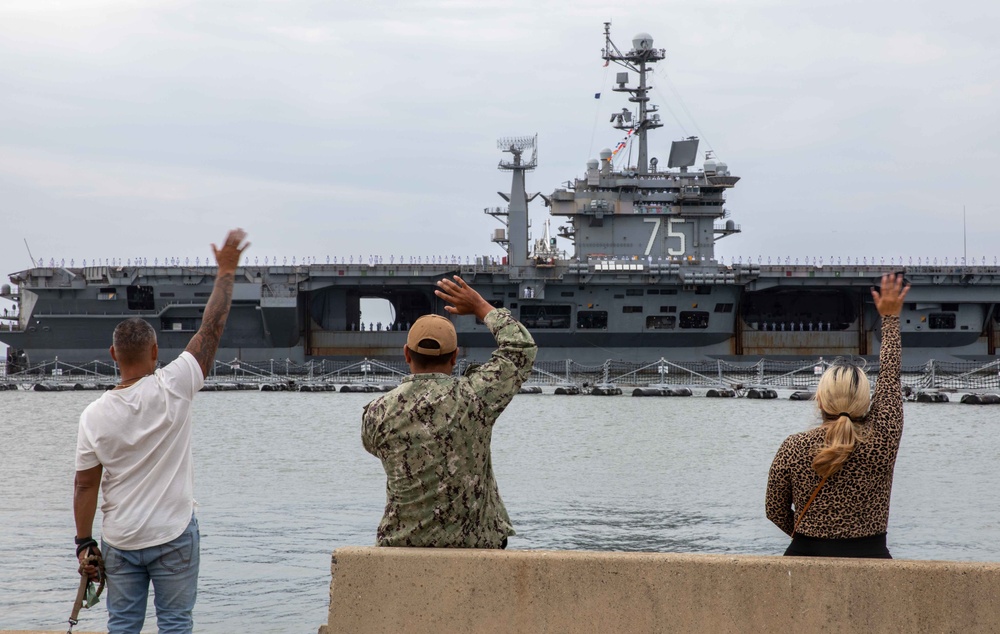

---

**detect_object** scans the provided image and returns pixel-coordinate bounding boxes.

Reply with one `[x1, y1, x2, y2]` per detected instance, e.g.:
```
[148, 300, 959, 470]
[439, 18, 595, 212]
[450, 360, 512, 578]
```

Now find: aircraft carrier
[3, 24, 1000, 371]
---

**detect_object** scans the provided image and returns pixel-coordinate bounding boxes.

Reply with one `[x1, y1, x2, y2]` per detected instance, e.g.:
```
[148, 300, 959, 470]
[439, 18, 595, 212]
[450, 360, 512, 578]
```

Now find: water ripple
[2, 391, 996, 631]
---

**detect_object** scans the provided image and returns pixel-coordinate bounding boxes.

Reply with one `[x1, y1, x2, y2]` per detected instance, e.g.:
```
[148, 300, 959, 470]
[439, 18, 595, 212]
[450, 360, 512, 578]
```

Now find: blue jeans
[102, 515, 200, 634]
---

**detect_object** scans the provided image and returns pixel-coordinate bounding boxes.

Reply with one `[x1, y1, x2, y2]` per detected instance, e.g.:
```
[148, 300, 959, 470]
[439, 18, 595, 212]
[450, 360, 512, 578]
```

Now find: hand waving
[434, 276, 493, 321]
[871, 273, 910, 317]
[212, 229, 250, 274]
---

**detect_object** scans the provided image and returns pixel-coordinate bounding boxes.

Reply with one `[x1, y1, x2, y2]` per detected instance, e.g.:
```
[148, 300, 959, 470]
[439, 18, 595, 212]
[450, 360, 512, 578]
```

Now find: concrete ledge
[327, 547, 1000, 633]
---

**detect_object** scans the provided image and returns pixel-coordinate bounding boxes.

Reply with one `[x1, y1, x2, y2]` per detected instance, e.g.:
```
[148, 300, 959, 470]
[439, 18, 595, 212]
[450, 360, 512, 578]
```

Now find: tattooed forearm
[184, 228, 248, 377]
[186, 271, 236, 377]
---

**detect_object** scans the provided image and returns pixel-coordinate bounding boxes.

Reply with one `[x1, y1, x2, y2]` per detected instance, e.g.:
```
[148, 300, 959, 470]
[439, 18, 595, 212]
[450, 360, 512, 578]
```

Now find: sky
[1, 0, 998, 333]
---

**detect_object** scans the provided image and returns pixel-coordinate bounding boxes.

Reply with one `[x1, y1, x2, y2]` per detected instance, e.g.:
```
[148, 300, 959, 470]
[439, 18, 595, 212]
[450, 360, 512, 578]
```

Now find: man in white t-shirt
[73, 229, 248, 634]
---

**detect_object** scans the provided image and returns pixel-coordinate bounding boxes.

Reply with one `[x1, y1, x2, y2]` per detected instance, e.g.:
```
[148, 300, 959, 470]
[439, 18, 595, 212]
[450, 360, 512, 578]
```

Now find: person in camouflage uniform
[362, 275, 537, 548]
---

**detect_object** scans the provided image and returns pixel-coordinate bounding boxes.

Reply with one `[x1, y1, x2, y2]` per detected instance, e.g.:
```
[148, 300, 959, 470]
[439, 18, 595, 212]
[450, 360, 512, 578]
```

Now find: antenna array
[497, 134, 538, 170]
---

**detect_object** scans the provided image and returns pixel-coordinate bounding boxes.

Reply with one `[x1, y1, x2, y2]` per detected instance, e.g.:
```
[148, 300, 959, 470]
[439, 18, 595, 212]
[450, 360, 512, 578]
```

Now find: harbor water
[3, 390, 997, 632]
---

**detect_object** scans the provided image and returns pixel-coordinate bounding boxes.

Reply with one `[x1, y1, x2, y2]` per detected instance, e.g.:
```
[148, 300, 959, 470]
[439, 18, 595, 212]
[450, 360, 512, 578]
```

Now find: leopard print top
[765, 315, 903, 538]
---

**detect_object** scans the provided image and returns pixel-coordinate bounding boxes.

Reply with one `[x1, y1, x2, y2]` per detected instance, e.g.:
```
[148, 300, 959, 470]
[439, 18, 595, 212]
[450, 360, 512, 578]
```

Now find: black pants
[784, 532, 891, 559]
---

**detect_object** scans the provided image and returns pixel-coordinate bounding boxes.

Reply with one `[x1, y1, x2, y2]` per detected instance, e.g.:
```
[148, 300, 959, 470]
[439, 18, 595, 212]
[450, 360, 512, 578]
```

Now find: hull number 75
[644, 218, 686, 256]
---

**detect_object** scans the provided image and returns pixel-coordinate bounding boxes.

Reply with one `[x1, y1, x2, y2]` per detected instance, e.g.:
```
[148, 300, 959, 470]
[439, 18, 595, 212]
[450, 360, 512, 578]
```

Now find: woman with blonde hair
[766, 273, 910, 558]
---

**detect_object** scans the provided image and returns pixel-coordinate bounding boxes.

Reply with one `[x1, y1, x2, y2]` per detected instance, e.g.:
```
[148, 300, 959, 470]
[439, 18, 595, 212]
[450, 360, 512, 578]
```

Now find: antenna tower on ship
[489, 134, 538, 269]
[602, 22, 665, 175]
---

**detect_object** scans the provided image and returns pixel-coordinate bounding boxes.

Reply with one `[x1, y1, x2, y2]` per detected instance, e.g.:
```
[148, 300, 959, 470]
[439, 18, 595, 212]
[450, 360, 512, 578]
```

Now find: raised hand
[872, 273, 910, 317]
[435, 276, 493, 321]
[187, 229, 249, 376]
[211, 229, 250, 274]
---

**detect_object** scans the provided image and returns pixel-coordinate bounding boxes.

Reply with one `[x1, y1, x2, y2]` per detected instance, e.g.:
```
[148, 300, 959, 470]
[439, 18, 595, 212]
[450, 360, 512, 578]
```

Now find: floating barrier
[32, 383, 72, 392]
[200, 383, 240, 392]
[339, 384, 383, 393]
[746, 388, 778, 399]
[73, 382, 116, 391]
[705, 388, 736, 398]
[300, 384, 336, 392]
[590, 386, 622, 396]
[259, 383, 289, 391]
[632, 387, 666, 397]
[518, 386, 543, 394]
[789, 391, 814, 401]
[960, 393, 1000, 404]
[26, 382, 113, 391]
[631, 387, 693, 397]
[915, 391, 949, 403]
[13, 355, 1000, 398]
[554, 385, 580, 395]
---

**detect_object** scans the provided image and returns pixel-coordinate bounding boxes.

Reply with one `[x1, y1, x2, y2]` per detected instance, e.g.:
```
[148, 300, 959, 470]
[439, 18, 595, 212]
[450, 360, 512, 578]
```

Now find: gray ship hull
[3, 262, 998, 370]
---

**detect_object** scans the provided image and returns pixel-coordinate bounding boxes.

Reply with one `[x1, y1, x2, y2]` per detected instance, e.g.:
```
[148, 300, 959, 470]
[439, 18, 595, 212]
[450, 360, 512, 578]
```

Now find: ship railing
[1, 358, 119, 381]
[527, 360, 611, 387]
[520, 358, 1000, 393]
[918, 359, 1000, 391]
[308, 358, 408, 385]
[719, 358, 854, 392]
[0, 358, 121, 391]
[208, 358, 288, 385]
[5, 358, 1000, 393]
[201, 358, 410, 387]
[525, 364, 578, 387]
[292, 261, 512, 274]
[602, 358, 730, 389]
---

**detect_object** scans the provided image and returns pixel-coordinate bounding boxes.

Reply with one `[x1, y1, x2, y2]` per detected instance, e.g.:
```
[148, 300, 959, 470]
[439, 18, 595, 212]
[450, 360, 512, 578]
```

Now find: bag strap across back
[791, 474, 829, 538]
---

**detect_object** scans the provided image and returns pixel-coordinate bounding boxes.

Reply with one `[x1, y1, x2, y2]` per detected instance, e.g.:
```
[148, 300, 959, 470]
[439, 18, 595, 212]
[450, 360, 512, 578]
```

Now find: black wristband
[75, 538, 98, 557]
[74, 536, 93, 545]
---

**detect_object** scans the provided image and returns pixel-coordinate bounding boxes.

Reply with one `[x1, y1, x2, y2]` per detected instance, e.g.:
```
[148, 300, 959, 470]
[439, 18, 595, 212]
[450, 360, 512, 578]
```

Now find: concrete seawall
[324, 547, 1000, 633]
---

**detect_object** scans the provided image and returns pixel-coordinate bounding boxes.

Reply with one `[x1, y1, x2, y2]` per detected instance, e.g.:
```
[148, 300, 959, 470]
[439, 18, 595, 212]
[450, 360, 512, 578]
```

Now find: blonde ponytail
[813, 415, 864, 477]
[812, 364, 871, 478]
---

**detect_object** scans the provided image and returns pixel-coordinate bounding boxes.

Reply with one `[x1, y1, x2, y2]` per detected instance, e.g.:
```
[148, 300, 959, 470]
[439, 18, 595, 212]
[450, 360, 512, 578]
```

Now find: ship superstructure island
[4, 24, 1000, 371]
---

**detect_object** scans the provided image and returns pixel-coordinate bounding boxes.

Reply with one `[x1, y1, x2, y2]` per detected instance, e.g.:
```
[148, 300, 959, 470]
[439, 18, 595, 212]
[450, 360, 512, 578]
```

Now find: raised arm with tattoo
[185, 229, 250, 377]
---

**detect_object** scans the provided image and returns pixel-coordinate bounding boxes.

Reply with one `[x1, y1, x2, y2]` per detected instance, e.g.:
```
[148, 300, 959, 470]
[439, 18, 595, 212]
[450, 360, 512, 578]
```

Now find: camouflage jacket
[361, 308, 537, 548]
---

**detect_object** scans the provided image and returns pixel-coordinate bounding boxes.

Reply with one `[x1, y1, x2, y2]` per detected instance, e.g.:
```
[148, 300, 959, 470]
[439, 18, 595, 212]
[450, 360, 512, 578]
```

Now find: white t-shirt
[77, 351, 205, 550]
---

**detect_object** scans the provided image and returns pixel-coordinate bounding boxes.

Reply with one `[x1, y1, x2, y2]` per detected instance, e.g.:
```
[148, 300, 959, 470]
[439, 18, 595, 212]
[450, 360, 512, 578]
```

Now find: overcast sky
[1, 0, 998, 314]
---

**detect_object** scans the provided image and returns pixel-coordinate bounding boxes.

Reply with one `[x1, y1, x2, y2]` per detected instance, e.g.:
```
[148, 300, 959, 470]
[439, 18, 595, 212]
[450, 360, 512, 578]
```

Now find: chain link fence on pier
[3, 356, 1000, 394]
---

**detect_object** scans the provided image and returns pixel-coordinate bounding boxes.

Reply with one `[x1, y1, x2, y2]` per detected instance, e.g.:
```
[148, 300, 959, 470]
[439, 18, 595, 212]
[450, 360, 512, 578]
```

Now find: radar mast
[495, 135, 538, 268]
[602, 22, 665, 175]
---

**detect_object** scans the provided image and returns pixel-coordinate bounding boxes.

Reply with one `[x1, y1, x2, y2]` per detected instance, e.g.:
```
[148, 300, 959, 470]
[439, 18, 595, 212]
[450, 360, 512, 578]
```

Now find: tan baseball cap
[406, 314, 457, 356]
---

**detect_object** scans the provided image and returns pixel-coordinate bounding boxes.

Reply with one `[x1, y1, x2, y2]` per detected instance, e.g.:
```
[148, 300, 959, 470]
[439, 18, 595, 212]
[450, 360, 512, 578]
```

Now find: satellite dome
[725, 220, 736, 231]
[716, 161, 728, 175]
[599, 148, 613, 160]
[0, 284, 9, 296]
[633, 33, 654, 51]
[704, 159, 718, 174]
[587, 159, 600, 170]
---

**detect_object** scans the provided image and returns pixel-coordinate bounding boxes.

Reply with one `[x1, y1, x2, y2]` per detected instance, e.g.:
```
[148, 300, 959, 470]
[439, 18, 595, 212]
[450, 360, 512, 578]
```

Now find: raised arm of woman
[868, 273, 910, 435]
